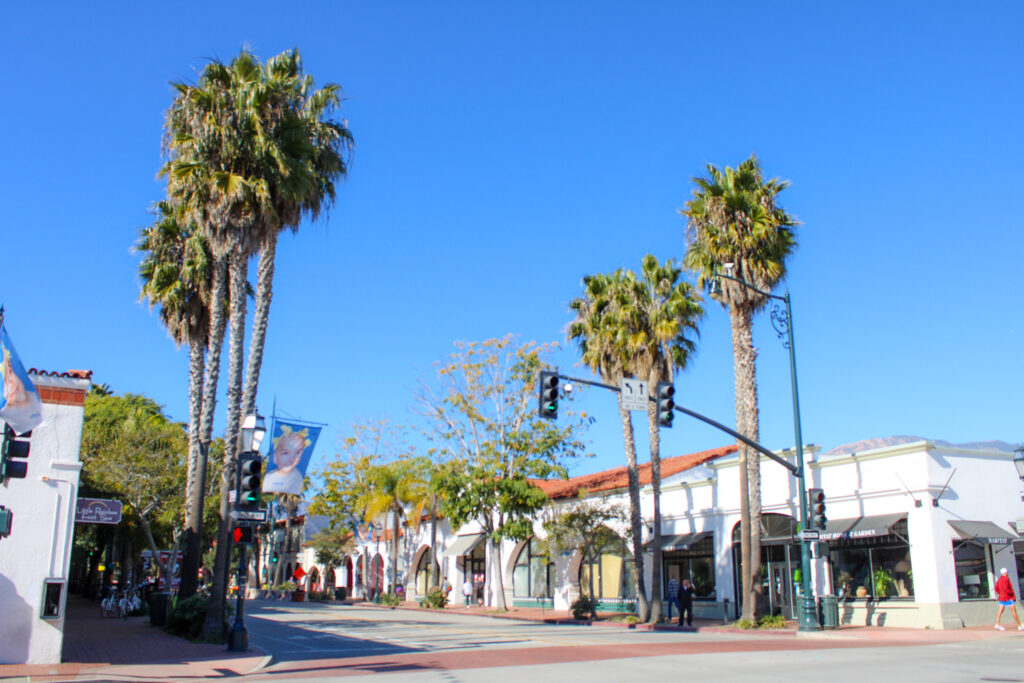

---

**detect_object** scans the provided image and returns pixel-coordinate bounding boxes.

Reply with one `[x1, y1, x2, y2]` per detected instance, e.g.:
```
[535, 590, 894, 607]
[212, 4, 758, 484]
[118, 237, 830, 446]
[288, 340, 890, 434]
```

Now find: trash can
[149, 591, 170, 626]
[818, 595, 839, 630]
[334, 587, 347, 601]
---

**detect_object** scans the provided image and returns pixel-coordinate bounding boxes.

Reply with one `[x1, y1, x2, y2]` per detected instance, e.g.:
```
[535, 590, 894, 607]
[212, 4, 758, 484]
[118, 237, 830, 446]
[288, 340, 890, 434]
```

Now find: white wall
[0, 373, 88, 664]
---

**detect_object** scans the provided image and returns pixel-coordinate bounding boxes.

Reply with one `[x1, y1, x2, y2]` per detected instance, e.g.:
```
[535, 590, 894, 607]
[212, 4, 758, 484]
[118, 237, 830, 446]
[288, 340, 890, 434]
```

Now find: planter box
[291, 590, 306, 602]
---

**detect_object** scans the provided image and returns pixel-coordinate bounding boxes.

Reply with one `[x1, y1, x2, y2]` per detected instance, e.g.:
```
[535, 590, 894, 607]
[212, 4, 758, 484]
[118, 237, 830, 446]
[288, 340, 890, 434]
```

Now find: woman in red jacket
[994, 568, 1023, 630]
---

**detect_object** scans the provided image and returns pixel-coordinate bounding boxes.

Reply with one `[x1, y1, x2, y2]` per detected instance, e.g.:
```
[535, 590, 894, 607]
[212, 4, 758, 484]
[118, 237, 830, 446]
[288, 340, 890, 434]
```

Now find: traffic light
[232, 524, 255, 545]
[656, 382, 675, 428]
[0, 505, 11, 539]
[538, 370, 559, 420]
[1, 425, 31, 483]
[271, 552, 279, 564]
[808, 488, 826, 530]
[236, 453, 263, 508]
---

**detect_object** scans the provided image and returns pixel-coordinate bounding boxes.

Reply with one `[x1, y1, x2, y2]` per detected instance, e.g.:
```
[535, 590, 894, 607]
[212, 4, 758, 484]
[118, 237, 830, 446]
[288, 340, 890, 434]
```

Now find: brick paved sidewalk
[0, 594, 269, 682]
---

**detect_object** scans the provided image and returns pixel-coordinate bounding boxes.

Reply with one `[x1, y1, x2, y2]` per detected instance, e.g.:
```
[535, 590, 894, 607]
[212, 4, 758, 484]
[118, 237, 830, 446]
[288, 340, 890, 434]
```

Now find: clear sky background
[1, 2, 1021, 478]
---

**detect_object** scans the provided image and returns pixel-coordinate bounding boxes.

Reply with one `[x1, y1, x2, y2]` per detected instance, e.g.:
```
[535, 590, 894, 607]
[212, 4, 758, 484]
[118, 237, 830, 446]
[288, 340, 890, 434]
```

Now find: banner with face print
[0, 325, 43, 434]
[262, 418, 321, 495]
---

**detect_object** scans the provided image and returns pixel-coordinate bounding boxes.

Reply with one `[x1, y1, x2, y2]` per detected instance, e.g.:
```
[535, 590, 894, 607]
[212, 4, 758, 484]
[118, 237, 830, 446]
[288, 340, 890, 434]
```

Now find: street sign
[229, 508, 268, 523]
[75, 498, 123, 525]
[798, 529, 820, 541]
[620, 379, 649, 411]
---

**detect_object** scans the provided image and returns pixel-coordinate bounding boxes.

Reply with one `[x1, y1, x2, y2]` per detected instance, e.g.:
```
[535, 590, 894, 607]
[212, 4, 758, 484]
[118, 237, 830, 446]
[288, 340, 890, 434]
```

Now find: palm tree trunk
[240, 236, 277, 419]
[204, 250, 249, 639]
[646, 395, 664, 624]
[429, 498, 439, 589]
[179, 341, 207, 600]
[731, 308, 756, 620]
[617, 395, 649, 622]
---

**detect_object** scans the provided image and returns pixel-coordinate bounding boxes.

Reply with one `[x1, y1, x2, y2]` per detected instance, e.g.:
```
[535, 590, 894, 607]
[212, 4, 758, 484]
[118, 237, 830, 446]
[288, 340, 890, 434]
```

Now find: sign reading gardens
[75, 498, 123, 525]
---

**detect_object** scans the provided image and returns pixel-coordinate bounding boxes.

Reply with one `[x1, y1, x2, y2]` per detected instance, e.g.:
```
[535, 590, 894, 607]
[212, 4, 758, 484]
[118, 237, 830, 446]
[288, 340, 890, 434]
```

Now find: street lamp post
[227, 412, 266, 653]
[712, 264, 819, 631]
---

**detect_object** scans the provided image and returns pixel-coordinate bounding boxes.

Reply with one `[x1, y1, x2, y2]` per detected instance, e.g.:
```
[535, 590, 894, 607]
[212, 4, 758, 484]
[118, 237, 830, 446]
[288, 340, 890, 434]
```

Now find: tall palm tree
[680, 154, 798, 620]
[136, 200, 212, 599]
[616, 256, 703, 622]
[568, 270, 651, 621]
[359, 457, 430, 595]
[163, 48, 352, 637]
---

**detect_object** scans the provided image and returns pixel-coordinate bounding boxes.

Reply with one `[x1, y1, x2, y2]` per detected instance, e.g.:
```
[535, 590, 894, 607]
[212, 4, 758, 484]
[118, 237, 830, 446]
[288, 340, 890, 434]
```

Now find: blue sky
[1, 2, 1021, 478]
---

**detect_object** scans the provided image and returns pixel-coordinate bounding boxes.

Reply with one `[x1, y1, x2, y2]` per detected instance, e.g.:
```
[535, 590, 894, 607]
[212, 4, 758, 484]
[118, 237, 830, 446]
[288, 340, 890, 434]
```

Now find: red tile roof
[532, 444, 737, 500]
[28, 369, 93, 379]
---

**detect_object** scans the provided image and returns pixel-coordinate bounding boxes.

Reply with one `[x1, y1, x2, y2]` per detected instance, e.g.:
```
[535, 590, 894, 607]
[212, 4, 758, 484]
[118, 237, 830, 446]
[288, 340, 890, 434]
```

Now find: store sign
[75, 498, 123, 525]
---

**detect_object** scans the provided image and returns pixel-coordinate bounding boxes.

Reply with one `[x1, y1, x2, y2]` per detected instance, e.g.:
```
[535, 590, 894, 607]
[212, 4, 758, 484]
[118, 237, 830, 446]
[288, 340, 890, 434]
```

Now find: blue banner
[262, 418, 321, 495]
[0, 325, 43, 434]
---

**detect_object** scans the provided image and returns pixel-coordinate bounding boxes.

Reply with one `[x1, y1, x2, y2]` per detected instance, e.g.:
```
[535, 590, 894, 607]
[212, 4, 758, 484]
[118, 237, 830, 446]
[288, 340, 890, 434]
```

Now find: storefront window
[829, 521, 913, 600]
[513, 537, 552, 598]
[580, 534, 636, 600]
[663, 536, 716, 599]
[415, 549, 438, 595]
[954, 543, 990, 600]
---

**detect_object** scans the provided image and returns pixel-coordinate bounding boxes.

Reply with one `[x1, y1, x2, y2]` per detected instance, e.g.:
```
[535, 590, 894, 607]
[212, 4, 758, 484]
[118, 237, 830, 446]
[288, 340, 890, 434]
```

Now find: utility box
[819, 595, 839, 630]
[149, 591, 170, 626]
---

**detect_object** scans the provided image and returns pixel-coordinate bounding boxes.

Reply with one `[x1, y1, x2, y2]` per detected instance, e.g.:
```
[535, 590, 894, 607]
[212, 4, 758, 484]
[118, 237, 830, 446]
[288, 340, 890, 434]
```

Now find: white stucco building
[0, 370, 90, 664]
[279, 439, 1023, 629]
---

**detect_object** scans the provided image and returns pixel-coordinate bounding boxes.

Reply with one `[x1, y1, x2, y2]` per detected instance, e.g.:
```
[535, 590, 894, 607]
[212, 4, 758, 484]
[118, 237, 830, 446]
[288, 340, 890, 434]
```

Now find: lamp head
[1014, 444, 1024, 482]
[240, 412, 267, 453]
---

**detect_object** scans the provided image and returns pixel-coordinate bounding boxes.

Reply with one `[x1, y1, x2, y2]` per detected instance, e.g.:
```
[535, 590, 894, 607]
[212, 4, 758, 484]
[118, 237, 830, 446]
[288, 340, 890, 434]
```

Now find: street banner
[262, 418, 321, 495]
[0, 325, 43, 434]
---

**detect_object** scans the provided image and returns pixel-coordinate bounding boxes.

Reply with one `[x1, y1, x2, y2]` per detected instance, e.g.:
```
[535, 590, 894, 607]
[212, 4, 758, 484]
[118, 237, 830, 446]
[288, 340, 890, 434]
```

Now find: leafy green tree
[419, 336, 591, 611]
[80, 391, 188, 591]
[162, 48, 352, 637]
[680, 154, 798, 619]
[543, 498, 629, 619]
[309, 528, 355, 571]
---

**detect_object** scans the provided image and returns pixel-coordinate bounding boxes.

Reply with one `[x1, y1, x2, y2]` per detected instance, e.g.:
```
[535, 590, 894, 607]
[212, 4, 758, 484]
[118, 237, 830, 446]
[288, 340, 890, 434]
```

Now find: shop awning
[645, 531, 711, 552]
[948, 520, 1015, 546]
[819, 513, 906, 541]
[444, 533, 485, 556]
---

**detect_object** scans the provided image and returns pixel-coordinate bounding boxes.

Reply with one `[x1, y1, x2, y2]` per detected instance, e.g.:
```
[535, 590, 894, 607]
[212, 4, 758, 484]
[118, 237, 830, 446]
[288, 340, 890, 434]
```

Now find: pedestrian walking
[678, 578, 695, 627]
[462, 578, 473, 607]
[666, 576, 680, 620]
[994, 568, 1023, 630]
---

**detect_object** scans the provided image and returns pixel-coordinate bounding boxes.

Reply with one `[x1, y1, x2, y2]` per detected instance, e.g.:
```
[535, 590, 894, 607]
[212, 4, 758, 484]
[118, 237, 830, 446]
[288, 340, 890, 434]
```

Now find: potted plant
[873, 568, 895, 598]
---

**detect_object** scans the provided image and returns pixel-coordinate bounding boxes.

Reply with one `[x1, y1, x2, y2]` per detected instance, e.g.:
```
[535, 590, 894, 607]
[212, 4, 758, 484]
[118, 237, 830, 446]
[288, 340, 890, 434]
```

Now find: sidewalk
[376, 597, 1024, 644]
[0, 594, 269, 682]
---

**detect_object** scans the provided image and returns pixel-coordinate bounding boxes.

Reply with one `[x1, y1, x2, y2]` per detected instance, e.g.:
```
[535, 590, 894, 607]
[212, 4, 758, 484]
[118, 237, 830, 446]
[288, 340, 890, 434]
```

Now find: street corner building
[273, 439, 1024, 630]
[0, 369, 90, 664]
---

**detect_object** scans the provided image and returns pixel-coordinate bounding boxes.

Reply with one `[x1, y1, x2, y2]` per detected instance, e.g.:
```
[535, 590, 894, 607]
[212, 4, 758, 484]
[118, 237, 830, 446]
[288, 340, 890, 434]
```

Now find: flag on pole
[0, 325, 43, 434]
[262, 417, 321, 495]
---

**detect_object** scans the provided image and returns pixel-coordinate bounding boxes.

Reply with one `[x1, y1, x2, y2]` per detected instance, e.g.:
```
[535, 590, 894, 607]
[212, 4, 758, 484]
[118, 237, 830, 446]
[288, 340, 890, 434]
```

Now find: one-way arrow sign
[229, 508, 268, 523]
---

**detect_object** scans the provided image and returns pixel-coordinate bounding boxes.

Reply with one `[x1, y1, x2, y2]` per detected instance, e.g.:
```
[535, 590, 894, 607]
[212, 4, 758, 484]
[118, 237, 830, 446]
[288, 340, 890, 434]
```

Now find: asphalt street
[242, 602, 1024, 682]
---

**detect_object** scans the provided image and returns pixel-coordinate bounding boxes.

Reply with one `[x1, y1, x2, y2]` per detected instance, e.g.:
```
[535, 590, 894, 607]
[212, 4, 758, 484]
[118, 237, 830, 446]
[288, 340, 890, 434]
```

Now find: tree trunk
[647, 389, 664, 624]
[204, 250, 249, 639]
[240, 236, 277, 420]
[730, 308, 756, 620]
[179, 341, 208, 600]
[617, 395, 649, 622]
[490, 535, 507, 611]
